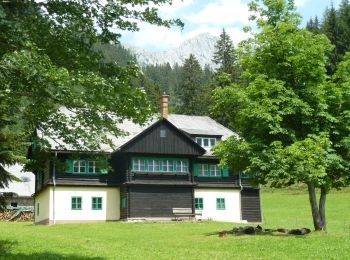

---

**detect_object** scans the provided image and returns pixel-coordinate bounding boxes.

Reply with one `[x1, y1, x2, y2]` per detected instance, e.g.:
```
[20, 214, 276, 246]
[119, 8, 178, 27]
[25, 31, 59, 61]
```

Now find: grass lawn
[1, 188, 350, 260]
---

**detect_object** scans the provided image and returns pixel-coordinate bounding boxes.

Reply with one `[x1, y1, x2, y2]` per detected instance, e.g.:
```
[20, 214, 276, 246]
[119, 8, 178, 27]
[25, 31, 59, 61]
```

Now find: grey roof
[167, 114, 236, 140]
[44, 113, 237, 153]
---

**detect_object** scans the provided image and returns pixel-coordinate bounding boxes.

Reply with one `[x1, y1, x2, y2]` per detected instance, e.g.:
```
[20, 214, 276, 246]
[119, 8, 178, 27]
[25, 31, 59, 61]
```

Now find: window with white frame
[210, 165, 221, 177]
[175, 160, 189, 172]
[73, 160, 86, 173]
[132, 159, 146, 171]
[148, 159, 160, 172]
[88, 161, 97, 173]
[199, 164, 209, 176]
[162, 159, 174, 172]
[195, 137, 217, 148]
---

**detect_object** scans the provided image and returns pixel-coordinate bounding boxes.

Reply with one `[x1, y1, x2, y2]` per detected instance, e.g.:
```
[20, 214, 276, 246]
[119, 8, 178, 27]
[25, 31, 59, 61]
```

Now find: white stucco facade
[194, 188, 241, 222]
[35, 186, 120, 224]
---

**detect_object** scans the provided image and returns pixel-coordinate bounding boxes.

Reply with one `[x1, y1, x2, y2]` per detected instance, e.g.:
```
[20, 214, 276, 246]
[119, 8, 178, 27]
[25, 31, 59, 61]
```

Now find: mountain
[127, 33, 219, 68]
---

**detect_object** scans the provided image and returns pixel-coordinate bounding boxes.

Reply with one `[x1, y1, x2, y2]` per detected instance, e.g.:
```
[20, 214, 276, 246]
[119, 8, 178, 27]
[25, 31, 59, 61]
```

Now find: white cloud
[157, 0, 194, 15]
[294, 0, 307, 7]
[187, 0, 250, 25]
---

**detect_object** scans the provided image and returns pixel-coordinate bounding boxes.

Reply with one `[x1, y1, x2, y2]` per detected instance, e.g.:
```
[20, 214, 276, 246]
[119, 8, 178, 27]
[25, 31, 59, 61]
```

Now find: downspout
[52, 152, 57, 224]
[238, 171, 243, 222]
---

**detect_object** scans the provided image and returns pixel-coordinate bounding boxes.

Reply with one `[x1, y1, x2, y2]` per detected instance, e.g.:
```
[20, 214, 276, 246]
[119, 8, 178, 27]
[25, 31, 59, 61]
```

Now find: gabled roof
[43, 113, 237, 154]
[116, 118, 206, 155]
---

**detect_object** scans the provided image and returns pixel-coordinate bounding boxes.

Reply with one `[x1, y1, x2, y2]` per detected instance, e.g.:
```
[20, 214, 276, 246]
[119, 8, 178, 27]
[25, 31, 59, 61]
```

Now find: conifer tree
[177, 54, 205, 115]
[212, 29, 239, 83]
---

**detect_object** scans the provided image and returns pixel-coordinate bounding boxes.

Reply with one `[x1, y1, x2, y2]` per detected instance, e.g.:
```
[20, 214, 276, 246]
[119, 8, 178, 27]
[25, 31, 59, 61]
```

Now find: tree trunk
[319, 186, 327, 231]
[307, 182, 325, 231]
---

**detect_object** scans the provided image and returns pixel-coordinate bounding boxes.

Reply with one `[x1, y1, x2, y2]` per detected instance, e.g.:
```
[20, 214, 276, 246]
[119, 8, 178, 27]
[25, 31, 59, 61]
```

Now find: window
[92, 197, 102, 210]
[175, 160, 189, 172]
[162, 159, 174, 172]
[216, 198, 225, 210]
[72, 197, 82, 210]
[37, 203, 40, 216]
[197, 164, 222, 177]
[210, 165, 221, 177]
[11, 202, 18, 208]
[195, 198, 203, 210]
[88, 161, 97, 173]
[131, 158, 189, 173]
[195, 137, 217, 148]
[67, 159, 107, 174]
[160, 129, 167, 138]
[73, 160, 86, 173]
[148, 159, 160, 172]
[132, 159, 146, 171]
[199, 164, 209, 176]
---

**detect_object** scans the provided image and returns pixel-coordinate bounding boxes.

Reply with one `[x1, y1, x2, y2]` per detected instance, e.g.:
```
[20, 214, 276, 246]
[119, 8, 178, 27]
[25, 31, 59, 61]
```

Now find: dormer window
[195, 137, 217, 148]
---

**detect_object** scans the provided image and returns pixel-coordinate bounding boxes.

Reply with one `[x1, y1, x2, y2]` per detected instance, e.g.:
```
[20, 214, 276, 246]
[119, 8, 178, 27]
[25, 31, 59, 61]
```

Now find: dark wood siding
[121, 121, 204, 155]
[241, 188, 262, 223]
[128, 186, 193, 218]
[120, 186, 128, 219]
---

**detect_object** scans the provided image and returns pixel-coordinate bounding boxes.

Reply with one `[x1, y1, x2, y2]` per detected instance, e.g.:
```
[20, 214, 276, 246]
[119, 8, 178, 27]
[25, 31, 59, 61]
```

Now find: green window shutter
[65, 160, 73, 174]
[98, 160, 108, 174]
[193, 164, 199, 177]
[222, 167, 229, 177]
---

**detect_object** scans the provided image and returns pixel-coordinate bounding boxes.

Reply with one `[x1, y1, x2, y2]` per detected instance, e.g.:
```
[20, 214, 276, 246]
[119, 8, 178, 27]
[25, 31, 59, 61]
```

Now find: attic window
[160, 129, 166, 138]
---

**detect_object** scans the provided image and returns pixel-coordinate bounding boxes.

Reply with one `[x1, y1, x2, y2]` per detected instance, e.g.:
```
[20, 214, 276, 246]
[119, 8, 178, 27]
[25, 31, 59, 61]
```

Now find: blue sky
[120, 0, 342, 51]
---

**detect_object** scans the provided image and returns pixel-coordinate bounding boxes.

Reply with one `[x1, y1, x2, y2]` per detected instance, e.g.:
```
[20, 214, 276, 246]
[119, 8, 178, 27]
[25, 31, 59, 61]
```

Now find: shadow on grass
[0, 240, 104, 260]
[204, 231, 312, 238]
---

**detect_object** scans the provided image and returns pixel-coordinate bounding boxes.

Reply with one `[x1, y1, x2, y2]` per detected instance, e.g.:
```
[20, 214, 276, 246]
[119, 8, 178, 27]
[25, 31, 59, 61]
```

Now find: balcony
[126, 170, 193, 185]
[194, 175, 240, 187]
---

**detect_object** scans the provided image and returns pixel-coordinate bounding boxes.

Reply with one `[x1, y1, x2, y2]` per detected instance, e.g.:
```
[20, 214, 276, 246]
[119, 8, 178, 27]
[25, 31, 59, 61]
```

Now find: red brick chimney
[160, 94, 169, 119]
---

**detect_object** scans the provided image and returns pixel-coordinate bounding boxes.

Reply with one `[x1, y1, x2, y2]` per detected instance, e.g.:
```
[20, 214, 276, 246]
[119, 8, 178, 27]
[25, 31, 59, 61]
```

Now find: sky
[120, 0, 342, 51]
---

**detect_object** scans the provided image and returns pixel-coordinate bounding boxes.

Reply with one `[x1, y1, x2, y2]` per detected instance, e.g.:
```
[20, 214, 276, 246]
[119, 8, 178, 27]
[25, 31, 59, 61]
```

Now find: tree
[177, 54, 206, 115]
[212, 29, 240, 84]
[212, 0, 349, 231]
[0, 0, 182, 209]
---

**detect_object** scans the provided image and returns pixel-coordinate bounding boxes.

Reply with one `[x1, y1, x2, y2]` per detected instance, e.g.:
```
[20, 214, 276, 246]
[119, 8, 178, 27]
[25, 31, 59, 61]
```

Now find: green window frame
[199, 164, 209, 176]
[92, 197, 102, 210]
[216, 198, 225, 210]
[71, 197, 82, 210]
[195, 198, 203, 210]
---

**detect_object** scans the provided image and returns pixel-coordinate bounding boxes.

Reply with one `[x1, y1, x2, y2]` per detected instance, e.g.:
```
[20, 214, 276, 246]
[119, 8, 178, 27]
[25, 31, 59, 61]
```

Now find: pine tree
[212, 29, 239, 82]
[177, 54, 206, 115]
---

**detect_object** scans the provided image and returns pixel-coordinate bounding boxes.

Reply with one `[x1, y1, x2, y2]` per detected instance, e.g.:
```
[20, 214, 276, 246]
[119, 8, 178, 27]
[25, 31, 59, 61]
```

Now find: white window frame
[88, 161, 96, 173]
[195, 137, 217, 148]
[175, 160, 189, 172]
[199, 164, 209, 176]
[162, 159, 173, 172]
[132, 159, 146, 171]
[210, 165, 221, 177]
[148, 159, 160, 172]
[73, 160, 86, 173]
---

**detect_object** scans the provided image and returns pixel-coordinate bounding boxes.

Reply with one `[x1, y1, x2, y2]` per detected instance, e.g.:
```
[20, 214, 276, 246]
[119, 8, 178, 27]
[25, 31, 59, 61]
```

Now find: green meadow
[1, 188, 350, 260]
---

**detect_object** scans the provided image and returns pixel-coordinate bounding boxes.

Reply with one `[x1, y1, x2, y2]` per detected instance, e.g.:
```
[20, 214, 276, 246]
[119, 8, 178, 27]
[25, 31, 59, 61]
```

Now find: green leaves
[213, 0, 350, 192]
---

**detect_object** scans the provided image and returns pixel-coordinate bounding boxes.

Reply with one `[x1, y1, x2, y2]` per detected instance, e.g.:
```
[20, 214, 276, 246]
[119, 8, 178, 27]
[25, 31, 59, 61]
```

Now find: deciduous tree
[0, 0, 182, 208]
[212, 0, 349, 231]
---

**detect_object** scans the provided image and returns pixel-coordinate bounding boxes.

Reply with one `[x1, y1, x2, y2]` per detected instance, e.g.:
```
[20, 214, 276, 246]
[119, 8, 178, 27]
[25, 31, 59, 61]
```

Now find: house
[0, 164, 35, 210]
[32, 95, 262, 224]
